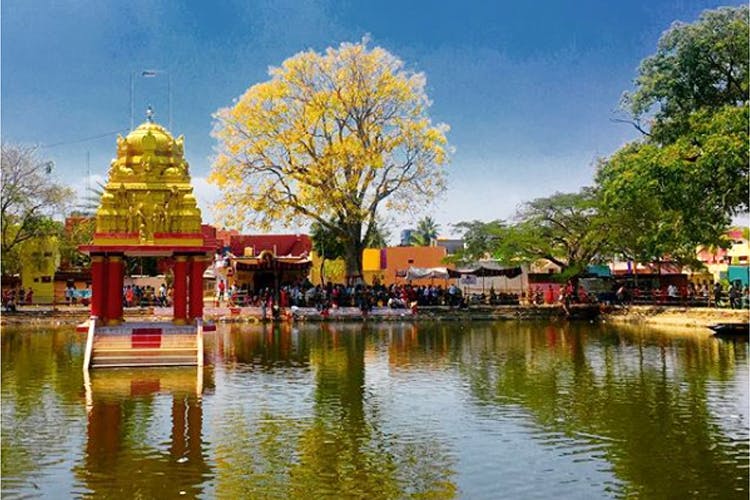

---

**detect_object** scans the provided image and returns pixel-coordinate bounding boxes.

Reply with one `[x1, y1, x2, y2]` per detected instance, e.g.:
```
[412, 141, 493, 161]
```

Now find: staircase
[84, 321, 203, 369]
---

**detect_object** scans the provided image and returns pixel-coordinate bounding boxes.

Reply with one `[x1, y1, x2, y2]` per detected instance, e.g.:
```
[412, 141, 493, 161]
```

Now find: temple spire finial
[146, 105, 154, 123]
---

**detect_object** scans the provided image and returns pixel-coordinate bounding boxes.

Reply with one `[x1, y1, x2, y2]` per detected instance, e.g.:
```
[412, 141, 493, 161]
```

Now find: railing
[82, 317, 96, 372]
[196, 318, 204, 367]
[600, 290, 749, 309]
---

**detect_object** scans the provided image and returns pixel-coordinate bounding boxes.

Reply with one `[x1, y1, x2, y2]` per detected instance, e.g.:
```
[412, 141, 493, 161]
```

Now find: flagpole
[168, 72, 172, 131]
[130, 71, 134, 131]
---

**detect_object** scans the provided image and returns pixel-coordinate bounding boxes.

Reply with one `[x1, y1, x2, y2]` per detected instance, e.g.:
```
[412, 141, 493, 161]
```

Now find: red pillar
[173, 255, 188, 325]
[90, 255, 107, 321]
[105, 254, 124, 325]
[189, 256, 207, 320]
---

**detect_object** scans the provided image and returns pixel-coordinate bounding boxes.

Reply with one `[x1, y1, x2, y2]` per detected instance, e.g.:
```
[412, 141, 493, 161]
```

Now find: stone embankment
[1, 304, 746, 329]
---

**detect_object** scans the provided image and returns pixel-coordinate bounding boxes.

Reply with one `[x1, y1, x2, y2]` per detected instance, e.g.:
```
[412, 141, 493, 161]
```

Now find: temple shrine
[79, 112, 214, 368]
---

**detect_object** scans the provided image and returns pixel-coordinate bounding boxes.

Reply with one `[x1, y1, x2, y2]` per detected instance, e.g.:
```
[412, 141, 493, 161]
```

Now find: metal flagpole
[130, 72, 134, 131]
[168, 72, 172, 131]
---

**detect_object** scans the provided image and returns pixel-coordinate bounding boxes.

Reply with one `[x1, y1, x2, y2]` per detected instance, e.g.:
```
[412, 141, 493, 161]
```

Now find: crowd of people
[217, 280, 521, 312]
[1, 287, 33, 311]
[609, 281, 750, 309]
[2, 277, 747, 312]
[122, 283, 170, 307]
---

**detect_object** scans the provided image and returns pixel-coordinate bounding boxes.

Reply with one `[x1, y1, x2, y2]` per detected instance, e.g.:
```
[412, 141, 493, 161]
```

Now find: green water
[1, 321, 748, 498]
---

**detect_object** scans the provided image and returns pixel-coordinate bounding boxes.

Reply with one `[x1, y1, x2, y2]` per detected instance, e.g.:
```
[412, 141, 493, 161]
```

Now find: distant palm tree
[411, 216, 440, 246]
[77, 181, 106, 216]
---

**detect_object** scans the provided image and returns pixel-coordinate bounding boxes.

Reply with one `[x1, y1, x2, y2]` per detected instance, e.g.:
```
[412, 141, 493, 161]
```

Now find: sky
[1, 0, 739, 240]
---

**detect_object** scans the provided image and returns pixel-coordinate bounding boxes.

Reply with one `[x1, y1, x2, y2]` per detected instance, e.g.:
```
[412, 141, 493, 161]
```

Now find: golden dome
[108, 120, 189, 182]
[94, 119, 203, 243]
[124, 121, 176, 155]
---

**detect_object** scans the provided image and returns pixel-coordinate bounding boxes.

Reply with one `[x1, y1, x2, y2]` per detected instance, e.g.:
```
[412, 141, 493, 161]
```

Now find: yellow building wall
[20, 236, 60, 304]
[309, 251, 346, 285]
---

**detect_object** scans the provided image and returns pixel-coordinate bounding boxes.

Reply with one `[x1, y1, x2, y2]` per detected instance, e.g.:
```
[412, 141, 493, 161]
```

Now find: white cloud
[191, 176, 221, 224]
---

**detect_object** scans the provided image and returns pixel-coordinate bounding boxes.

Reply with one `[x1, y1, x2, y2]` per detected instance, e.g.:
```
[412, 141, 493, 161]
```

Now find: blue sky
[1, 0, 738, 238]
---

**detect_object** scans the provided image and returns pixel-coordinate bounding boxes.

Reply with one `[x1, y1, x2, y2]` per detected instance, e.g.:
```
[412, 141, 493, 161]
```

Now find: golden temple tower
[80, 112, 213, 327]
[92, 116, 203, 247]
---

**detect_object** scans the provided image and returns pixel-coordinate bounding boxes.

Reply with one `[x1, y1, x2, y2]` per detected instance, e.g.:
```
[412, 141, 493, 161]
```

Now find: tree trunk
[344, 241, 364, 285]
[342, 223, 364, 285]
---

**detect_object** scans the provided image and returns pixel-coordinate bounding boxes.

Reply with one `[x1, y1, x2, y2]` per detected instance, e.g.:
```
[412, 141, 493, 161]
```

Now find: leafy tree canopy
[452, 190, 607, 279]
[600, 6, 749, 264]
[410, 216, 440, 246]
[622, 5, 748, 143]
[499, 189, 608, 277]
[210, 40, 449, 281]
[1, 144, 73, 275]
[598, 104, 749, 261]
[448, 219, 505, 264]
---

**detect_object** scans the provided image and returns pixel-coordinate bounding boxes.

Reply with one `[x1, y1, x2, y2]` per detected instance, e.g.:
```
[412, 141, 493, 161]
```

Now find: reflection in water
[1, 322, 747, 498]
[213, 322, 457, 498]
[77, 368, 212, 498]
[456, 322, 749, 498]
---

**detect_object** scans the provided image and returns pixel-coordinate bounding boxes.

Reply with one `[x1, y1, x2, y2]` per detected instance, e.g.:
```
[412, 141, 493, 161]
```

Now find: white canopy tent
[405, 266, 451, 281]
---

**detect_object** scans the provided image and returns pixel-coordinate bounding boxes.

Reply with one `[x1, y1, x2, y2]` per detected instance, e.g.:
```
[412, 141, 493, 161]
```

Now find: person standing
[713, 282, 723, 308]
[159, 283, 167, 306]
[216, 279, 226, 306]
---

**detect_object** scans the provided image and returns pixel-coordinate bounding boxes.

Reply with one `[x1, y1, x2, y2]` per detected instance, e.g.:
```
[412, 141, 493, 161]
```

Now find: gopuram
[79, 111, 214, 368]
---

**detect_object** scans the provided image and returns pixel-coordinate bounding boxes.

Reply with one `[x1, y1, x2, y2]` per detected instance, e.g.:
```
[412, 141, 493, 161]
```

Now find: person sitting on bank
[2, 289, 16, 312]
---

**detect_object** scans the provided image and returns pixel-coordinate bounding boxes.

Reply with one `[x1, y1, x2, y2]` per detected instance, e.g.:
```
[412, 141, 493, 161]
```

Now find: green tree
[448, 219, 505, 264]
[56, 216, 95, 269]
[621, 5, 748, 142]
[499, 189, 608, 280]
[1, 144, 73, 275]
[600, 6, 749, 260]
[410, 216, 440, 246]
[210, 41, 450, 283]
[598, 104, 749, 265]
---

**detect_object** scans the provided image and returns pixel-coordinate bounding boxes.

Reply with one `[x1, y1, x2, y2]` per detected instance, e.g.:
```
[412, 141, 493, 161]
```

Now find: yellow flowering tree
[210, 41, 450, 281]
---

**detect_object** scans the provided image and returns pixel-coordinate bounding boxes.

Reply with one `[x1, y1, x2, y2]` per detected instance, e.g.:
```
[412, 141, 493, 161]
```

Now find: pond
[1, 321, 748, 498]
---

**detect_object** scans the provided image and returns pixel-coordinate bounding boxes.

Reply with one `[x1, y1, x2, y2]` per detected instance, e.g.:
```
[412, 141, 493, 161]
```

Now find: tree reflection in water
[214, 323, 457, 499]
[2, 322, 746, 498]
[454, 321, 749, 498]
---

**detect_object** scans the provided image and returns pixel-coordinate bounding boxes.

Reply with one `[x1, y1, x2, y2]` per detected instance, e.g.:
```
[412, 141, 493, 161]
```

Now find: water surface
[2, 321, 748, 498]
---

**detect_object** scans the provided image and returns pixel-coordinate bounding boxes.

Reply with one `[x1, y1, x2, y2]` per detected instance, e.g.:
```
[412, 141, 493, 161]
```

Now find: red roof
[229, 234, 312, 257]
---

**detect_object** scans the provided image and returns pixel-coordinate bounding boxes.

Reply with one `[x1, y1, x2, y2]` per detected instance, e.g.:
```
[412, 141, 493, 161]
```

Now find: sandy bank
[602, 305, 748, 329]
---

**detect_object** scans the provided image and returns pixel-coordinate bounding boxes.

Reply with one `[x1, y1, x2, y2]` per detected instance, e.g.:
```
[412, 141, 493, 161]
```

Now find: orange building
[363, 246, 450, 286]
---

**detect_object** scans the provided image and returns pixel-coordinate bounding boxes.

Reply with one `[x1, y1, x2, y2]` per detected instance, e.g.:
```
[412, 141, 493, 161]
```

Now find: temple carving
[93, 121, 203, 246]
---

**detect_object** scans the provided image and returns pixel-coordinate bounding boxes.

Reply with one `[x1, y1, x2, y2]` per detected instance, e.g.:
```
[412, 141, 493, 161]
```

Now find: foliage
[601, 6, 749, 264]
[597, 104, 749, 262]
[57, 217, 96, 269]
[76, 181, 106, 216]
[451, 191, 606, 277]
[622, 5, 748, 143]
[497, 189, 608, 277]
[447, 219, 505, 264]
[311, 219, 391, 260]
[410, 216, 440, 246]
[210, 40, 449, 280]
[310, 221, 347, 262]
[1, 144, 74, 275]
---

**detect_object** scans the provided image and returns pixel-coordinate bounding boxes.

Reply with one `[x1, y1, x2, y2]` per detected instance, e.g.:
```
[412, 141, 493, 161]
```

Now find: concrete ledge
[602, 305, 749, 329]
